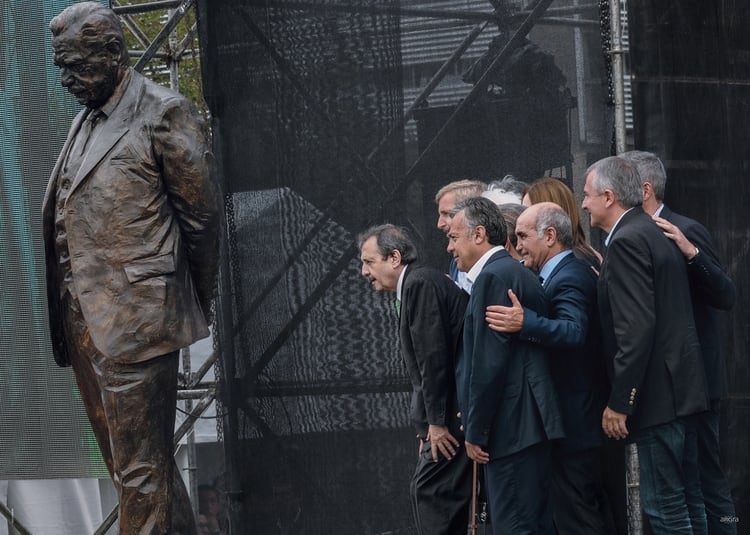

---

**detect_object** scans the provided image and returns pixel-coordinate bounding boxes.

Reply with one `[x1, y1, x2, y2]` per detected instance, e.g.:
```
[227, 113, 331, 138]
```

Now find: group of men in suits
[359, 152, 736, 535]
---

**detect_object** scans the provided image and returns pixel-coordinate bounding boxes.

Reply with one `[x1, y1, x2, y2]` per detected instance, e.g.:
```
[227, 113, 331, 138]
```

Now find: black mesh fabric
[628, 0, 750, 523]
[197, 0, 612, 532]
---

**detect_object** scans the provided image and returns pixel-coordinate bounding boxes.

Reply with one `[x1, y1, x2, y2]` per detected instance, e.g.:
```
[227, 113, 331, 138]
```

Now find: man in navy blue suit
[358, 224, 472, 535]
[448, 197, 563, 534]
[622, 150, 738, 534]
[484, 202, 614, 534]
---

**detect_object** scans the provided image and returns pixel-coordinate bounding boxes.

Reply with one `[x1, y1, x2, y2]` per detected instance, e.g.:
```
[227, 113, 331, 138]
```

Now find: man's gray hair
[586, 156, 643, 209]
[357, 224, 418, 265]
[534, 204, 573, 249]
[620, 150, 667, 201]
[435, 179, 487, 204]
[452, 197, 507, 247]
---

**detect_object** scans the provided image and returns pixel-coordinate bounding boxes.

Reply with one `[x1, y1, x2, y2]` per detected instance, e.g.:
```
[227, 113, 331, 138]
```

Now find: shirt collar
[539, 249, 573, 285]
[604, 207, 635, 246]
[93, 68, 132, 119]
[467, 245, 505, 283]
[653, 203, 665, 217]
[396, 264, 408, 301]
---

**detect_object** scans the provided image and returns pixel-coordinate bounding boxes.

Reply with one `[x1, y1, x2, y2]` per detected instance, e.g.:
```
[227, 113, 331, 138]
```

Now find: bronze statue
[43, 3, 221, 533]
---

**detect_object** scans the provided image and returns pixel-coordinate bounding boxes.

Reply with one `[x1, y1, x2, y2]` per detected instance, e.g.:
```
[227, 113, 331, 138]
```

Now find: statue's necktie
[71, 110, 101, 159]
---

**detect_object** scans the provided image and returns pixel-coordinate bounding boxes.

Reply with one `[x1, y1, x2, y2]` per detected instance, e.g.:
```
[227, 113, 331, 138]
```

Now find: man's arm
[154, 97, 222, 315]
[653, 215, 735, 310]
[405, 277, 460, 461]
[462, 273, 514, 460]
[603, 235, 656, 423]
[486, 274, 591, 349]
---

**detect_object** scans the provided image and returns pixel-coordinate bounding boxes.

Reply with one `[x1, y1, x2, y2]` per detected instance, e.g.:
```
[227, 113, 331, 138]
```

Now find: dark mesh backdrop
[627, 0, 750, 523]
[0, 0, 109, 480]
[197, 0, 612, 532]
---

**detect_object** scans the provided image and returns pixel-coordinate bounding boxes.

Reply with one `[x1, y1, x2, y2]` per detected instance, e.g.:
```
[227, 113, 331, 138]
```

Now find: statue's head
[50, 2, 129, 109]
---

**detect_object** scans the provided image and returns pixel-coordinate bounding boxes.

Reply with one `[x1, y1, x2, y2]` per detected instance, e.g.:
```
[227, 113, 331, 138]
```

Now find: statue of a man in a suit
[43, 3, 221, 532]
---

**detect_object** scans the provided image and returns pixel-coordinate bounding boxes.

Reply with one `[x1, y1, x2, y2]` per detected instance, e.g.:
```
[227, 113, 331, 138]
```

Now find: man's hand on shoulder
[652, 216, 698, 260]
[485, 289, 524, 333]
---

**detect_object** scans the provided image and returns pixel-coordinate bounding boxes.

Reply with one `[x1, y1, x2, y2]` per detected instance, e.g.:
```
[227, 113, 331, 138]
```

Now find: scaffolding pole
[607, 0, 640, 534]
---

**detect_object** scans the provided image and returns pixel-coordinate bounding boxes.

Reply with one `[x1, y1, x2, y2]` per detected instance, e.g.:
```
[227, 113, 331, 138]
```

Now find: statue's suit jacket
[661, 205, 735, 402]
[399, 264, 468, 439]
[519, 252, 607, 452]
[597, 207, 708, 431]
[457, 249, 564, 460]
[42, 69, 221, 366]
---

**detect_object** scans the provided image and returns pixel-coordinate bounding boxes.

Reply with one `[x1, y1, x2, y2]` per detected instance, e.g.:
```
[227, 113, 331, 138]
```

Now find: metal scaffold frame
[100, 1, 215, 532]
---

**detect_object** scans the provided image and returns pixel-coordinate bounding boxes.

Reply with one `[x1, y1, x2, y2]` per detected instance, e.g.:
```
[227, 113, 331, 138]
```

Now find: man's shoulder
[551, 254, 596, 285]
[135, 70, 195, 111]
[664, 207, 713, 243]
[612, 209, 662, 243]
[404, 265, 466, 309]
[479, 249, 516, 272]
[405, 265, 456, 289]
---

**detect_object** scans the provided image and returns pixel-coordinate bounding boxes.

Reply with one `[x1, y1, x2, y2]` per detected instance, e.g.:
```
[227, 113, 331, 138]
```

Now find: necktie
[72, 110, 101, 158]
[395, 299, 401, 318]
[539, 275, 545, 286]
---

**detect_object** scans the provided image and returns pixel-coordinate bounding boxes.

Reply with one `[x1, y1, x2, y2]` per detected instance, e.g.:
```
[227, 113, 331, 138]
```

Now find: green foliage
[119, 1, 208, 116]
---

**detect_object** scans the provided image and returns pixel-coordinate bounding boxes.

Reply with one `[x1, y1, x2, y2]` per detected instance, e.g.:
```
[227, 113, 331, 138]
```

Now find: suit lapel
[43, 110, 87, 212]
[68, 73, 143, 198]
[545, 252, 574, 285]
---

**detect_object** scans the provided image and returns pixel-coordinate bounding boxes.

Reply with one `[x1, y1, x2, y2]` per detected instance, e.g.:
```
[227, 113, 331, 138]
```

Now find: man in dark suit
[448, 197, 563, 534]
[358, 224, 472, 535]
[582, 156, 709, 534]
[44, 3, 220, 532]
[484, 202, 614, 534]
[622, 150, 738, 534]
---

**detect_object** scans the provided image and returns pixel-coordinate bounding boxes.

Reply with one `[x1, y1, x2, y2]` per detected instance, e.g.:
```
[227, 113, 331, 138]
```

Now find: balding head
[514, 202, 573, 272]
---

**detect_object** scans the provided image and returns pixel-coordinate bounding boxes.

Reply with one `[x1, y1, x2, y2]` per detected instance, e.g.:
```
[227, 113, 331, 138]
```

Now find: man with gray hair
[484, 202, 614, 533]
[621, 150, 737, 534]
[448, 197, 563, 533]
[358, 224, 472, 534]
[582, 156, 708, 533]
[435, 179, 487, 293]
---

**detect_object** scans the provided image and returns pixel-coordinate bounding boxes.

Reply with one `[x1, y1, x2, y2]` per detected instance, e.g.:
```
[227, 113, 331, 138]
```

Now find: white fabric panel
[0, 478, 116, 535]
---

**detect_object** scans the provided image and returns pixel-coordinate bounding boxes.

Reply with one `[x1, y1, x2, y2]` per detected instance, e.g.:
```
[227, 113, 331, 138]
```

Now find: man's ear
[643, 182, 654, 202]
[390, 249, 402, 268]
[473, 225, 486, 244]
[603, 189, 616, 207]
[544, 226, 557, 245]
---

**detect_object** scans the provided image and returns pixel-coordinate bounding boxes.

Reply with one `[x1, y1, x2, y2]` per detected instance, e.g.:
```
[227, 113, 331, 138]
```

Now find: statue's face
[53, 37, 120, 109]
